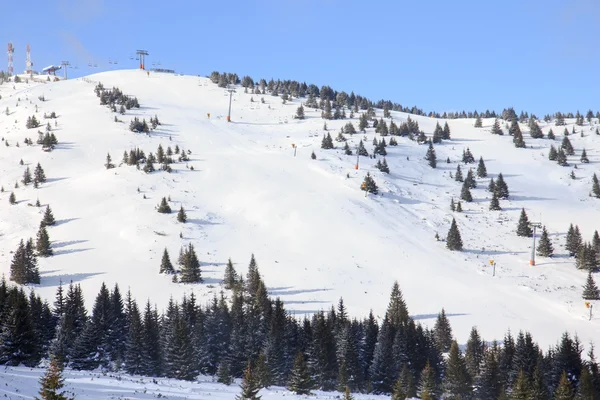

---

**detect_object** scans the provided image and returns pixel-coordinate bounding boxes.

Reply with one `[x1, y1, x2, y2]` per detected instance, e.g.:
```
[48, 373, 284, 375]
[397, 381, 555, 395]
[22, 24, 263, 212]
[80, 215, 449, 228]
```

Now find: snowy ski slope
[0, 69, 599, 354]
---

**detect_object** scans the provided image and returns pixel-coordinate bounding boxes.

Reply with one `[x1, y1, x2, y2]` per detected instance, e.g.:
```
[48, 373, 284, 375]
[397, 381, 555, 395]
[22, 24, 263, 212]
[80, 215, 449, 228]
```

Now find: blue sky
[2, 0, 598, 115]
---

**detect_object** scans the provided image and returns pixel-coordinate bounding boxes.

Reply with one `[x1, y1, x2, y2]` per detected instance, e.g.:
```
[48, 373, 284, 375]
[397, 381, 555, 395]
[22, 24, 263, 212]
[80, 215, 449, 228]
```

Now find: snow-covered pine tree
[592, 173, 600, 198]
[425, 142, 436, 168]
[489, 192, 501, 211]
[238, 360, 262, 400]
[460, 181, 473, 202]
[105, 153, 115, 169]
[580, 148, 589, 163]
[495, 173, 509, 199]
[179, 243, 202, 283]
[361, 173, 378, 194]
[442, 341, 472, 399]
[177, 205, 187, 223]
[536, 226, 553, 257]
[159, 248, 175, 274]
[446, 218, 463, 251]
[582, 271, 600, 300]
[491, 119, 503, 135]
[36, 225, 53, 257]
[477, 157, 488, 178]
[157, 197, 171, 213]
[455, 165, 463, 182]
[433, 308, 453, 352]
[549, 145, 558, 160]
[465, 168, 477, 189]
[516, 208, 533, 237]
[474, 116, 483, 128]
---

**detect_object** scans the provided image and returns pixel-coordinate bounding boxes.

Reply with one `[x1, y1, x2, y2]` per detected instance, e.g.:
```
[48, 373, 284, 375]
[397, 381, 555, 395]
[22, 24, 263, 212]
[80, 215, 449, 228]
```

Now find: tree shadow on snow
[52, 239, 88, 249]
[45, 177, 68, 183]
[411, 312, 470, 321]
[187, 218, 221, 226]
[53, 248, 94, 256]
[508, 195, 556, 202]
[463, 249, 527, 256]
[269, 287, 333, 296]
[54, 217, 80, 226]
[37, 272, 105, 287]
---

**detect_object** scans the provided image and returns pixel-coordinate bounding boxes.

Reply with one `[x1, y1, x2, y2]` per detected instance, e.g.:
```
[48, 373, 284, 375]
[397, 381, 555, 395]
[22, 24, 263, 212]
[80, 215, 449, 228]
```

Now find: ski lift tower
[226, 85, 236, 122]
[61, 61, 70, 80]
[528, 222, 543, 266]
[136, 50, 149, 70]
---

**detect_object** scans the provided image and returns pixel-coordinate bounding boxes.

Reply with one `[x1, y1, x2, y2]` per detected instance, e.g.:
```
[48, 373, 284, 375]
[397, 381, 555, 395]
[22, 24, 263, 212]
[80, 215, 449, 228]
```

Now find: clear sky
[2, 0, 598, 116]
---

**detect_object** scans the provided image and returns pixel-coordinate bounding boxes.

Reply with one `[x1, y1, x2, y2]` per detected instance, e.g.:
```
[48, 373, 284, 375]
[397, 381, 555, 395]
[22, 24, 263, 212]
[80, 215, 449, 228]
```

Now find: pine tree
[432, 122, 443, 144]
[455, 165, 464, 182]
[177, 205, 187, 223]
[460, 181, 473, 202]
[477, 157, 488, 178]
[425, 142, 436, 168]
[465, 168, 477, 189]
[566, 224, 577, 256]
[557, 148, 568, 166]
[392, 363, 416, 400]
[223, 258, 238, 290]
[443, 341, 472, 399]
[418, 360, 439, 399]
[582, 271, 600, 300]
[9, 192, 16, 205]
[179, 243, 202, 283]
[434, 308, 453, 352]
[22, 166, 32, 185]
[34, 163, 46, 183]
[288, 352, 312, 395]
[489, 191, 501, 210]
[488, 178, 496, 193]
[549, 145, 558, 160]
[577, 365, 596, 400]
[580, 148, 589, 163]
[159, 248, 175, 274]
[157, 197, 171, 213]
[36, 355, 69, 400]
[311, 150, 316, 160]
[516, 209, 533, 237]
[510, 120, 526, 148]
[536, 226, 553, 257]
[238, 361, 262, 400]
[491, 119, 503, 135]
[36, 225, 53, 257]
[41, 206, 55, 227]
[548, 129, 556, 140]
[361, 173, 378, 194]
[450, 198, 456, 211]
[592, 173, 600, 198]
[456, 201, 463, 212]
[443, 121, 451, 139]
[380, 158, 390, 173]
[474, 116, 483, 128]
[105, 153, 114, 169]
[447, 218, 464, 251]
[495, 173, 509, 199]
[217, 360, 233, 385]
[510, 369, 531, 400]
[562, 136, 574, 155]
[462, 147, 475, 163]
[554, 370, 575, 400]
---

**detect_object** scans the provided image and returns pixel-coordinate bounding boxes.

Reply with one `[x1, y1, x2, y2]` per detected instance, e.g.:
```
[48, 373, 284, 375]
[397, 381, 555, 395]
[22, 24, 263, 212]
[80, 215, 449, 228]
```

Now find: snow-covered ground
[0, 69, 599, 353]
[0, 365, 388, 399]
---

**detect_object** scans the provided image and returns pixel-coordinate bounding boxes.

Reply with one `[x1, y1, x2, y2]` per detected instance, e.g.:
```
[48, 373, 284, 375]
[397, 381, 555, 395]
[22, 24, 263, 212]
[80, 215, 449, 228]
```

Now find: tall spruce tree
[495, 173, 509, 199]
[41, 206, 55, 227]
[476, 348, 501, 400]
[425, 141, 436, 168]
[460, 180, 473, 202]
[554, 370, 575, 400]
[592, 173, 600, 198]
[536, 226, 553, 257]
[179, 243, 202, 283]
[465, 326, 484, 378]
[516, 209, 533, 237]
[433, 308, 453, 352]
[418, 360, 439, 400]
[442, 341, 472, 399]
[157, 197, 171, 213]
[455, 165, 464, 182]
[288, 352, 312, 395]
[474, 116, 483, 128]
[238, 361, 262, 400]
[477, 157, 488, 178]
[177, 205, 187, 223]
[36, 225, 53, 257]
[491, 119, 503, 135]
[582, 272, 600, 300]
[159, 248, 175, 274]
[37, 356, 69, 400]
[489, 192, 501, 211]
[446, 218, 463, 251]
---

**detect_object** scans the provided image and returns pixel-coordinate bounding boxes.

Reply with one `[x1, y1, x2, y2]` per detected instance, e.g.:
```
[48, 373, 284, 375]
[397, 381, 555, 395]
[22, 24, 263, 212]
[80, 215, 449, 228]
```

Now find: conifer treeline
[209, 71, 600, 123]
[1, 255, 599, 398]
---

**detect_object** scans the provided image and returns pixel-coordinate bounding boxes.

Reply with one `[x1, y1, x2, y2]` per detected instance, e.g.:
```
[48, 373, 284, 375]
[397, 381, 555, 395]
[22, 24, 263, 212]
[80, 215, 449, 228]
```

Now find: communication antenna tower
[26, 44, 32, 75]
[7, 43, 14, 76]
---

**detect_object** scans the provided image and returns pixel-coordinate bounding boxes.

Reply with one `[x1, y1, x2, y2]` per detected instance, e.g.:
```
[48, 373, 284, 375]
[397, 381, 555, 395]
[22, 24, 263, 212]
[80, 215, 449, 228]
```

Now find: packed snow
[0, 69, 598, 357]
